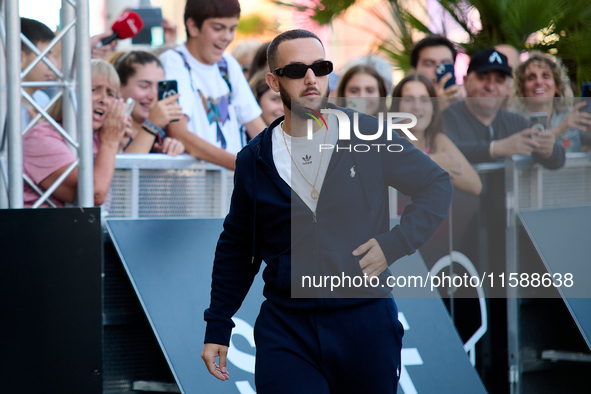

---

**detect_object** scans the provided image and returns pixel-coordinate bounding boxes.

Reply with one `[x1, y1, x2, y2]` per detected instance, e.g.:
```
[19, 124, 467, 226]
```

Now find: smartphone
[157, 80, 179, 122]
[581, 82, 591, 112]
[528, 112, 548, 136]
[124, 97, 135, 116]
[346, 97, 367, 114]
[436, 63, 456, 89]
[157, 80, 178, 101]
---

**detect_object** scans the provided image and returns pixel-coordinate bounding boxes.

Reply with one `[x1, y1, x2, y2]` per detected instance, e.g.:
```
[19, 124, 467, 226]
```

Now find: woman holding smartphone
[511, 51, 591, 152]
[112, 51, 185, 156]
[392, 73, 482, 195]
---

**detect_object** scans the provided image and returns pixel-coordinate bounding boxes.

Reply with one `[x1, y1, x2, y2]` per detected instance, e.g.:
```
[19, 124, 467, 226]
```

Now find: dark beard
[278, 82, 330, 119]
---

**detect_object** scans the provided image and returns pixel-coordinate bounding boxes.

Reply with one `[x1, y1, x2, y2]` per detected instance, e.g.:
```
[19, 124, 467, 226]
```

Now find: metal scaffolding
[0, 0, 93, 208]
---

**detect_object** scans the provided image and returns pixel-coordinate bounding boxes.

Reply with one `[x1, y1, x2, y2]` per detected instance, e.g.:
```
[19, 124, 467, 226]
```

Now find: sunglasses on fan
[273, 61, 333, 79]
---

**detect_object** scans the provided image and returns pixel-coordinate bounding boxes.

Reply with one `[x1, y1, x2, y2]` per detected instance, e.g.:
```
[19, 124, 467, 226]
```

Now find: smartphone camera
[528, 112, 548, 137]
[158, 80, 179, 101]
[157, 80, 179, 122]
[436, 63, 456, 89]
[124, 97, 135, 116]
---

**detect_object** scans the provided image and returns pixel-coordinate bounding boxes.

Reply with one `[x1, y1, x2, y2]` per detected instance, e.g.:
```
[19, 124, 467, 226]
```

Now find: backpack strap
[216, 56, 232, 101]
[174, 50, 196, 94]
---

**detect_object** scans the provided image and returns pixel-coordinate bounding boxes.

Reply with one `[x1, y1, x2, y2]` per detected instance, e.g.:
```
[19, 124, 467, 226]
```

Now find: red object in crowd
[111, 11, 144, 39]
[95, 11, 144, 49]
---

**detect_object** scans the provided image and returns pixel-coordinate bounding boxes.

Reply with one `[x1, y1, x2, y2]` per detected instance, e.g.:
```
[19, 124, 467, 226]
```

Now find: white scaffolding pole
[2, 0, 93, 208]
[61, 0, 77, 152]
[5, 0, 23, 208]
[0, 0, 8, 208]
[75, 0, 93, 207]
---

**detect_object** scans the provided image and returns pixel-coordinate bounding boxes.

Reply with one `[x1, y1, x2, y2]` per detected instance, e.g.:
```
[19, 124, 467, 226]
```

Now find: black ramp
[108, 218, 486, 393]
[391, 252, 487, 394]
[107, 218, 264, 394]
[519, 206, 591, 348]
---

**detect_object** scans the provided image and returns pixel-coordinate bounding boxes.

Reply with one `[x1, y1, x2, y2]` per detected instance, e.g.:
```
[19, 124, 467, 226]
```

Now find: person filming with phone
[410, 35, 465, 105]
[112, 51, 185, 156]
[443, 48, 565, 169]
[510, 51, 591, 152]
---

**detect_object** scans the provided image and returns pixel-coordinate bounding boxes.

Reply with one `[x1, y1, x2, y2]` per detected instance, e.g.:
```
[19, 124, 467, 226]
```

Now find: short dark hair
[21, 17, 55, 54]
[410, 35, 457, 68]
[112, 50, 163, 86]
[184, 0, 241, 36]
[267, 29, 323, 72]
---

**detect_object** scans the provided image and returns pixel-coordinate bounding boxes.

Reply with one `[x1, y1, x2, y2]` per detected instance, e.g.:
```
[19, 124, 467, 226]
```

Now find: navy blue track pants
[253, 297, 403, 393]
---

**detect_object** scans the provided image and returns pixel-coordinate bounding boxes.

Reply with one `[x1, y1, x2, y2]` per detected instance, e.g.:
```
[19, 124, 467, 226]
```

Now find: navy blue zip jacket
[204, 105, 453, 346]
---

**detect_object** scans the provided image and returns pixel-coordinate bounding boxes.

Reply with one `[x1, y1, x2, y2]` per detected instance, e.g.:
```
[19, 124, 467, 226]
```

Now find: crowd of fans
[11, 0, 591, 207]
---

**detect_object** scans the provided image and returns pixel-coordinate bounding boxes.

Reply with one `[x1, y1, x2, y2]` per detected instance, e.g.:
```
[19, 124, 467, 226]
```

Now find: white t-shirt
[159, 45, 262, 154]
[272, 115, 338, 212]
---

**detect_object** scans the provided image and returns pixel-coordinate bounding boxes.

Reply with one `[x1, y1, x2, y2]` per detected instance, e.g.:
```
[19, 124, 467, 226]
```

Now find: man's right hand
[492, 128, 540, 158]
[201, 343, 230, 381]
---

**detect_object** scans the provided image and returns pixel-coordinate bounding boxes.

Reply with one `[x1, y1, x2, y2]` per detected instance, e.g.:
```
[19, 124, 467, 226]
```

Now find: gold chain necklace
[281, 120, 328, 200]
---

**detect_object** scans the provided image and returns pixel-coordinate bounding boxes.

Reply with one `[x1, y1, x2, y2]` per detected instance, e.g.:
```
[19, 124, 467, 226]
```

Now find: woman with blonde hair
[511, 51, 591, 151]
[22, 59, 131, 207]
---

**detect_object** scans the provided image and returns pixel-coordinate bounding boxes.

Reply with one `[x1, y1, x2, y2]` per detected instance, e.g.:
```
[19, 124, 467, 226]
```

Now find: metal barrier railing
[505, 153, 591, 394]
[106, 154, 233, 219]
[105, 152, 591, 393]
[106, 153, 591, 220]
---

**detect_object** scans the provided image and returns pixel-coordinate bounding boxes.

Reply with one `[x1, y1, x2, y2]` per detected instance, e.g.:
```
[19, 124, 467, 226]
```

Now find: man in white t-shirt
[201, 29, 453, 394]
[159, 0, 266, 170]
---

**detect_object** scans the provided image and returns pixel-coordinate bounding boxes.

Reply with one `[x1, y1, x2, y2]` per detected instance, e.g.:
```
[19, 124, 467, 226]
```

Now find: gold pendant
[311, 187, 319, 200]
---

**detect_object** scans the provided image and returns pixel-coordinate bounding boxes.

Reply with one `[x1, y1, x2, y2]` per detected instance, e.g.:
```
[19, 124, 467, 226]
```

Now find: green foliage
[237, 14, 269, 36]
[274, 0, 591, 90]
[375, 1, 432, 73]
[534, 0, 591, 92]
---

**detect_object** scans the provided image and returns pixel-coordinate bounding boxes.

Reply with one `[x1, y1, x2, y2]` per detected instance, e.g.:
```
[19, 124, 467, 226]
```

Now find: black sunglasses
[273, 60, 333, 79]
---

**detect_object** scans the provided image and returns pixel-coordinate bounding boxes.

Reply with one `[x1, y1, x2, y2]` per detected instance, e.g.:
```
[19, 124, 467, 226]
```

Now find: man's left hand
[353, 238, 388, 278]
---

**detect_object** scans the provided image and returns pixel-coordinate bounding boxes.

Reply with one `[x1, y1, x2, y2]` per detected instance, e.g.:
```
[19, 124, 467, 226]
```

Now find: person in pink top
[392, 73, 482, 195]
[23, 59, 132, 207]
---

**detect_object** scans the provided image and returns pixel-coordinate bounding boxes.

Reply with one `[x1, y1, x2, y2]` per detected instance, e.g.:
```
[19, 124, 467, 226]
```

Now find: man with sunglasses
[202, 29, 452, 393]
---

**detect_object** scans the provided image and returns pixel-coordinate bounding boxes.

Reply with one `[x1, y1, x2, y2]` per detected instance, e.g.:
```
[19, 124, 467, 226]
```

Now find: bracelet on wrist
[141, 119, 167, 144]
[141, 124, 158, 137]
